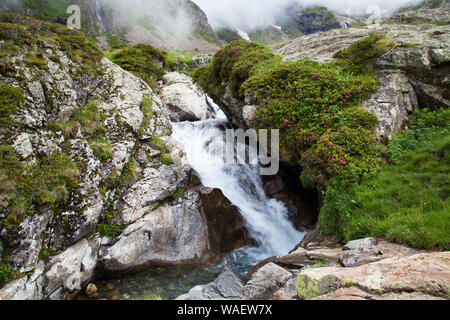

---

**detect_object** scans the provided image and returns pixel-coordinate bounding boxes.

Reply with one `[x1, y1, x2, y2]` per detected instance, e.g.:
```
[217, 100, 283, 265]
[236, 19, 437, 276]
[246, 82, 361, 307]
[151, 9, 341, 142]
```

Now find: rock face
[176, 267, 244, 300]
[297, 252, 450, 300]
[160, 72, 215, 122]
[273, 23, 450, 139]
[0, 22, 245, 299]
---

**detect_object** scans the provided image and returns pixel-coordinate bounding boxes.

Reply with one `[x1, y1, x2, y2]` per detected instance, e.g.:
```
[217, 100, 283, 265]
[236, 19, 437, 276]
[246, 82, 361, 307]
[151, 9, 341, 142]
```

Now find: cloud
[192, 0, 423, 30]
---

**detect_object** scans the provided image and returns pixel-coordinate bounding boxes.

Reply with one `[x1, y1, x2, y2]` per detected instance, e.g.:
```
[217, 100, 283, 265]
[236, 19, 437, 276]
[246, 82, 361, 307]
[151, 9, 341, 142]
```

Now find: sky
[192, 0, 423, 30]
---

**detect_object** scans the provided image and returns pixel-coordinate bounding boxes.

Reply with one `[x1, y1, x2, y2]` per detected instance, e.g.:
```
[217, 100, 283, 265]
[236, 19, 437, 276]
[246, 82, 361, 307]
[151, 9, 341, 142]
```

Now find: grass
[318, 109, 450, 250]
[0, 84, 23, 127]
[48, 100, 106, 140]
[0, 146, 80, 228]
[110, 44, 167, 90]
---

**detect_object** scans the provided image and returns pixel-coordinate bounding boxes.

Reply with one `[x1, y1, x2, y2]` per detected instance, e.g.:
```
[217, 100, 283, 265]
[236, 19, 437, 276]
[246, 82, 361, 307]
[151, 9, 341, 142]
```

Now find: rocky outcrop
[273, 23, 450, 139]
[0, 22, 245, 299]
[98, 190, 211, 273]
[297, 252, 450, 300]
[160, 72, 215, 122]
[243, 262, 293, 300]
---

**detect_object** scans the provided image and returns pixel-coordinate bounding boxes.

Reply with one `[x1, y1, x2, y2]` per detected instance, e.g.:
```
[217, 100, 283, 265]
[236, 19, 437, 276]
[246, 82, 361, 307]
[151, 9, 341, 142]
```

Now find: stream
[90, 101, 305, 300]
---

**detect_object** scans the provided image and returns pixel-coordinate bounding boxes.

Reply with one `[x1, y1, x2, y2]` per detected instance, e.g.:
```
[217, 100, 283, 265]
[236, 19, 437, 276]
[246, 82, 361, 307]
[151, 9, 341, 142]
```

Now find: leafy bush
[242, 59, 380, 188]
[194, 40, 282, 100]
[0, 84, 23, 127]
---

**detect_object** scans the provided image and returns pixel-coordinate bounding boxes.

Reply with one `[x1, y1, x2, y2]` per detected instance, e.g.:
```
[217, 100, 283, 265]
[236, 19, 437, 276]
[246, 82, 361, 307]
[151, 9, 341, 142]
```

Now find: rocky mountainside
[389, 0, 450, 24]
[210, 23, 449, 141]
[0, 0, 220, 53]
[215, 5, 359, 46]
[0, 14, 247, 299]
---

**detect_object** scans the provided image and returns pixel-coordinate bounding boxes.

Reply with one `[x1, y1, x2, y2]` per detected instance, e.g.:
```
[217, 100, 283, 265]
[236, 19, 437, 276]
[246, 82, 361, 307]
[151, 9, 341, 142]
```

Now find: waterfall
[172, 102, 304, 271]
[95, 0, 106, 32]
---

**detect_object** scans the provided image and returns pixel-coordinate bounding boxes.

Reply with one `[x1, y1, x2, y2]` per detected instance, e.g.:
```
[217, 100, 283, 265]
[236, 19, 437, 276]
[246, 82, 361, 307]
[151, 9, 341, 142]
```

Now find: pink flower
[331, 158, 335, 161]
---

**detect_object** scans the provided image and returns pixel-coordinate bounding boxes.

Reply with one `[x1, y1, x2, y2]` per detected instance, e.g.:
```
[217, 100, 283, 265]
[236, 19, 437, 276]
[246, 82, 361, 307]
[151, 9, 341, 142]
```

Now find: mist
[192, 0, 424, 30]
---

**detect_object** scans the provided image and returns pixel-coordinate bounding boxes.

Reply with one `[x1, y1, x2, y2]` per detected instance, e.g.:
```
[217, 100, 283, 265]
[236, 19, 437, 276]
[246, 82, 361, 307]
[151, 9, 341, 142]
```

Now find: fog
[192, 0, 423, 30]
[102, 0, 194, 37]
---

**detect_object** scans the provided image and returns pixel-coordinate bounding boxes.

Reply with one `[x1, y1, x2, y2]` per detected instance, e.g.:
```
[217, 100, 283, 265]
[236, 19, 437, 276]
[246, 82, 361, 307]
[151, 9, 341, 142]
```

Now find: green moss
[297, 273, 324, 300]
[0, 262, 21, 286]
[88, 139, 112, 161]
[194, 41, 282, 100]
[333, 32, 396, 74]
[0, 84, 23, 127]
[111, 44, 167, 89]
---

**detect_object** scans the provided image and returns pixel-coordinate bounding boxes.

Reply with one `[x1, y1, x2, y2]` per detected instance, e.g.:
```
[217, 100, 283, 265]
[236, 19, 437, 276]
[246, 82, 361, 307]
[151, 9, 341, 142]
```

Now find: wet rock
[243, 262, 292, 300]
[176, 267, 244, 300]
[199, 188, 249, 254]
[86, 283, 98, 296]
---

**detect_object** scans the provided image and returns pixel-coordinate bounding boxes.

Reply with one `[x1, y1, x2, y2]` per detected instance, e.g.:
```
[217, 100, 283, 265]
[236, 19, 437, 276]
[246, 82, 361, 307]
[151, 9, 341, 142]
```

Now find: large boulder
[297, 252, 450, 300]
[98, 190, 211, 273]
[243, 262, 293, 300]
[176, 267, 244, 300]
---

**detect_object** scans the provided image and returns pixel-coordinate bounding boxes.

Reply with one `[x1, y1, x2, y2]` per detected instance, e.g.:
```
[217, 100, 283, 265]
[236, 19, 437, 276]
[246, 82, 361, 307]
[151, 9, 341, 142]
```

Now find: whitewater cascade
[94, 0, 106, 32]
[172, 101, 304, 270]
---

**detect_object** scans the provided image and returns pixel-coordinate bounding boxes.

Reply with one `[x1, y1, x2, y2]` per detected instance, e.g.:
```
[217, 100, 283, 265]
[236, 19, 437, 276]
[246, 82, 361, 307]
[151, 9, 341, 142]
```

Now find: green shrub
[194, 41, 282, 100]
[318, 109, 450, 250]
[0, 84, 23, 127]
[242, 59, 379, 188]
[333, 32, 396, 74]
[111, 44, 167, 88]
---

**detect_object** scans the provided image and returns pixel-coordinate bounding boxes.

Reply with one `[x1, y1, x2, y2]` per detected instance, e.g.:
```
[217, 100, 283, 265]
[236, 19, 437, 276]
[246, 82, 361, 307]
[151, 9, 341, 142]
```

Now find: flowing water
[171, 114, 304, 272]
[94, 0, 106, 32]
[90, 101, 304, 299]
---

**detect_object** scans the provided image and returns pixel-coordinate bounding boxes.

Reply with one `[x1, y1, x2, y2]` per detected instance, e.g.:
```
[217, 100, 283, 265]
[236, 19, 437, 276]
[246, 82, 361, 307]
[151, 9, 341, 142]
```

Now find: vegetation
[0, 84, 23, 127]
[0, 146, 80, 228]
[48, 100, 106, 140]
[216, 28, 243, 43]
[195, 37, 386, 189]
[333, 33, 396, 74]
[0, 13, 103, 77]
[111, 44, 167, 89]
[318, 108, 450, 250]
[194, 35, 449, 251]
